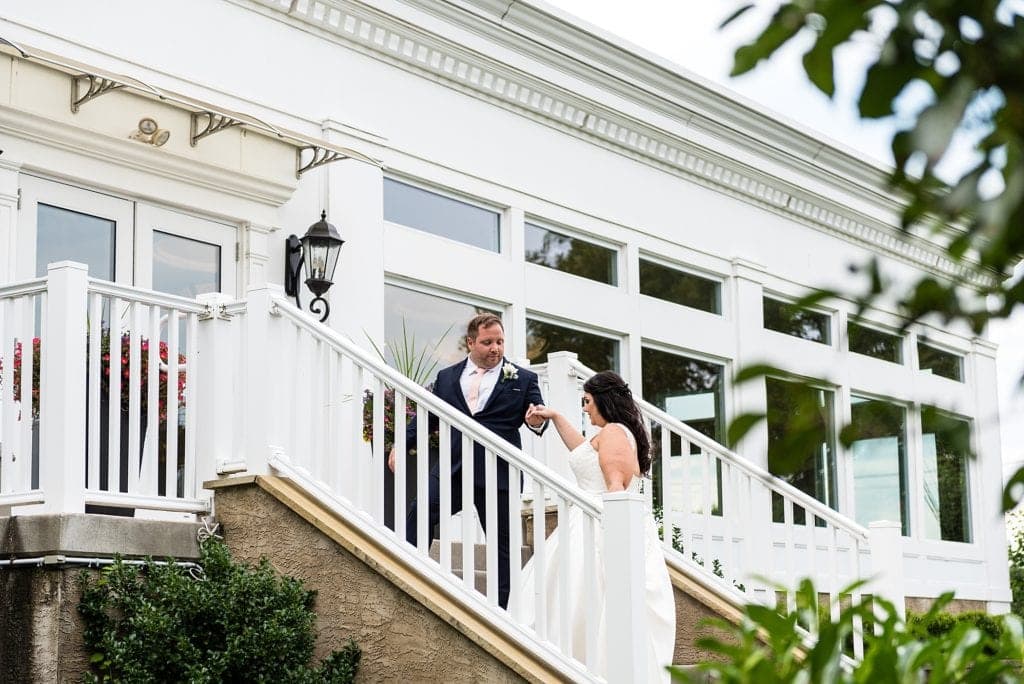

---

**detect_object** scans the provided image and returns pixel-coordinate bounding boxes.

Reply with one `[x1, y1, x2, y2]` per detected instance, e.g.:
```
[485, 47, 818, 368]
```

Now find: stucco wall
[213, 483, 526, 683]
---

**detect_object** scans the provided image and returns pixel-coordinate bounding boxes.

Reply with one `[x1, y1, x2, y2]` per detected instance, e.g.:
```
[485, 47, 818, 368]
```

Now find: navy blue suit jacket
[408, 358, 546, 490]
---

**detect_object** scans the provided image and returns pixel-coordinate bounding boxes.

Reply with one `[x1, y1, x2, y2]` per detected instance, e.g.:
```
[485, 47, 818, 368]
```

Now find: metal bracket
[190, 111, 243, 147]
[296, 145, 346, 178]
[70, 74, 125, 113]
[198, 303, 232, 321]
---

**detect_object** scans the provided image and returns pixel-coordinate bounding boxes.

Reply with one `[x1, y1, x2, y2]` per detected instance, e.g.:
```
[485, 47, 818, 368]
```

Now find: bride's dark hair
[583, 370, 651, 474]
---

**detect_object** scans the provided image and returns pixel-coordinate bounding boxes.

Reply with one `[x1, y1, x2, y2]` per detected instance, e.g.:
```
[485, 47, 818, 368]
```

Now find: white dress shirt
[461, 357, 501, 412]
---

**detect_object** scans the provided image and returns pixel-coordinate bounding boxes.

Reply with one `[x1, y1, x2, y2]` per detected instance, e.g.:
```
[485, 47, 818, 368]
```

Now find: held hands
[388, 448, 395, 473]
[525, 403, 556, 427]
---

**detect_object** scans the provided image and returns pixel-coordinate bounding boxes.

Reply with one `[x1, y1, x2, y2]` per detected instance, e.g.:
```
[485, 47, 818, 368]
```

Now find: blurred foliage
[670, 578, 1024, 683]
[721, 1, 1024, 509]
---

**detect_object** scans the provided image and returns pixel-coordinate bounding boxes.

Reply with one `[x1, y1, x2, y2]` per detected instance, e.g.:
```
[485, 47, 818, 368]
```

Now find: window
[917, 342, 963, 382]
[849, 396, 909, 535]
[848, 322, 902, 363]
[384, 285, 498, 379]
[36, 204, 116, 279]
[766, 378, 836, 524]
[524, 223, 616, 285]
[641, 348, 724, 515]
[921, 409, 971, 542]
[152, 232, 221, 298]
[525, 319, 618, 373]
[639, 259, 720, 314]
[383, 178, 500, 252]
[763, 297, 831, 344]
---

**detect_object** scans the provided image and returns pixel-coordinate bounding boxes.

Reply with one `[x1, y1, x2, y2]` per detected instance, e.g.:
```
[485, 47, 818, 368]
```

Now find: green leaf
[731, 4, 808, 77]
[719, 3, 755, 30]
[727, 412, 766, 446]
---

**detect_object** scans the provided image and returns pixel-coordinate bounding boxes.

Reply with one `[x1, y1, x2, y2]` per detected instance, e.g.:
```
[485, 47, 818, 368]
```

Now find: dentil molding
[245, 0, 991, 288]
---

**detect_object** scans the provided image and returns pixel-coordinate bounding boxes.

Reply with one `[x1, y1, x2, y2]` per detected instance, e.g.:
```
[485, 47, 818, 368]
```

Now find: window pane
[153, 231, 220, 298]
[526, 319, 618, 373]
[36, 203, 115, 279]
[848, 322, 902, 363]
[766, 378, 836, 525]
[850, 396, 909, 535]
[524, 223, 616, 285]
[918, 343, 963, 381]
[921, 410, 971, 542]
[384, 285, 497, 384]
[763, 297, 831, 344]
[639, 259, 720, 314]
[641, 347, 724, 516]
[383, 178, 500, 252]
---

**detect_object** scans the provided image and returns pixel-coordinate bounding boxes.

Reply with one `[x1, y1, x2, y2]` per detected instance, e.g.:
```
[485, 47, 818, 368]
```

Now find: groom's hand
[388, 448, 396, 473]
[525, 403, 547, 428]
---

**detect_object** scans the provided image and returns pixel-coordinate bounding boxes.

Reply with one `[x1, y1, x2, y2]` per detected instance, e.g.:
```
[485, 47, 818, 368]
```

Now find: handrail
[0, 277, 47, 298]
[268, 294, 603, 518]
[87, 279, 210, 314]
[567, 359, 870, 541]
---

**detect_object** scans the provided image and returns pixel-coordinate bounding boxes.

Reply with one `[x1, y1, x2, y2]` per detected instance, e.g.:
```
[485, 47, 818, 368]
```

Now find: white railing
[535, 354, 907, 660]
[0, 263, 209, 515]
[196, 286, 668, 680]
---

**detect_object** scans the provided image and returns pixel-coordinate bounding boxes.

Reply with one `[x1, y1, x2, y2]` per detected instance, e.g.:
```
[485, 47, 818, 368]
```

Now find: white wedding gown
[516, 423, 675, 682]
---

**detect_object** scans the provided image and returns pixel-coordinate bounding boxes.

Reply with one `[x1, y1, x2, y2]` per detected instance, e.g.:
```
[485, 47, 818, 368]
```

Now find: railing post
[39, 261, 88, 513]
[542, 351, 579, 480]
[195, 293, 237, 488]
[603, 491, 648, 682]
[242, 284, 276, 476]
[868, 520, 905, 621]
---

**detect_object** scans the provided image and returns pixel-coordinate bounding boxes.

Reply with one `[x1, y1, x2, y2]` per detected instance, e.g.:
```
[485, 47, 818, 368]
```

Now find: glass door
[18, 175, 134, 282]
[135, 204, 237, 298]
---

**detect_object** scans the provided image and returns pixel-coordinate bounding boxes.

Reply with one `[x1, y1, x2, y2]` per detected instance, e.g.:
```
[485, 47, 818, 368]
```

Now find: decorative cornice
[0, 105, 297, 206]
[244, 0, 992, 288]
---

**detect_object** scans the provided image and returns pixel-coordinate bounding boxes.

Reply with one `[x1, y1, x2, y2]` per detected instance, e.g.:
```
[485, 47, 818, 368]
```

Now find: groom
[389, 313, 547, 609]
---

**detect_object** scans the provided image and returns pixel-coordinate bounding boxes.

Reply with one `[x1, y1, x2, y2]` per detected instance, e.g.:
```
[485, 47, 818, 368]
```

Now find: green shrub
[909, 610, 1005, 653]
[1010, 525, 1024, 618]
[78, 537, 360, 683]
[671, 578, 1024, 683]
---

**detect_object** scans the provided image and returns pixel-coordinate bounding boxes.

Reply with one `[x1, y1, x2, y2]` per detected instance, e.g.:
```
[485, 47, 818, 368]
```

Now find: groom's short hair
[467, 313, 503, 340]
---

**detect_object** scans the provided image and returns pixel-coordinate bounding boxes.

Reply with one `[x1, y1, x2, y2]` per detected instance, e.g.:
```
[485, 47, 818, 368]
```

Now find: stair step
[428, 540, 531, 568]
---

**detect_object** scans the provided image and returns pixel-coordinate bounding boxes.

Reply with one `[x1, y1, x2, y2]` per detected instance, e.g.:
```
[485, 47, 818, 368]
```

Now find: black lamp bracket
[284, 234, 303, 309]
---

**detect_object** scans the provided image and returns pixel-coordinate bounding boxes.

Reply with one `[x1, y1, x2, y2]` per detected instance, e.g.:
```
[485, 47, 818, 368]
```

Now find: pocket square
[512, 388, 521, 392]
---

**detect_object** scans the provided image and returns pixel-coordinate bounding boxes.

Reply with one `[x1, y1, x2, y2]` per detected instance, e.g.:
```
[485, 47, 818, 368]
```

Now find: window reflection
[766, 378, 836, 525]
[763, 297, 831, 344]
[36, 203, 115, 279]
[639, 259, 720, 314]
[918, 342, 963, 382]
[524, 223, 616, 285]
[921, 409, 971, 542]
[153, 231, 220, 298]
[850, 396, 909, 535]
[848, 322, 902, 363]
[641, 347, 724, 516]
[525, 319, 618, 373]
[383, 179, 500, 252]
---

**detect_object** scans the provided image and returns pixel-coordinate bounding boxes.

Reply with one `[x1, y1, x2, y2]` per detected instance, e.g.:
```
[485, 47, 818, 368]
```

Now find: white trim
[241, 0, 993, 288]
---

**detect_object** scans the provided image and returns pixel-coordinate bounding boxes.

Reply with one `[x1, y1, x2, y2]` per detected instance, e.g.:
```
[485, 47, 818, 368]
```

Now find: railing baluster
[17, 295, 33, 492]
[371, 375, 384, 525]
[142, 304, 160, 494]
[0, 297, 12, 494]
[485, 448, 498, 606]
[461, 434, 475, 594]
[700, 447, 711, 566]
[87, 293, 102, 491]
[659, 423, 672, 551]
[556, 495, 570, 653]
[416, 403, 428, 554]
[127, 302, 142, 494]
[531, 478, 547, 641]
[347, 360, 364, 511]
[183, 312, 198, 499]
[583, 511, 598, 670]
[107, 297, 122, 496]
[507, 462, 523, 622]
[439, 418, 452, 574]
[165, 308, 179, 499]
[394, 390, 406, 541]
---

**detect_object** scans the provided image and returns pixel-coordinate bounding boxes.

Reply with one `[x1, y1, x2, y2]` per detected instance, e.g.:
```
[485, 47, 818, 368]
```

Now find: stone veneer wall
[213, 482, 526, 683]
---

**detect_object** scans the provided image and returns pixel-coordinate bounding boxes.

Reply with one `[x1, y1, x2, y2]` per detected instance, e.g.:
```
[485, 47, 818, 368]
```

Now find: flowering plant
[501, 361, 518, 382]
[0, 337, 41, 419]
[0, 331, 186, 423]
[99, 331, 187, 423]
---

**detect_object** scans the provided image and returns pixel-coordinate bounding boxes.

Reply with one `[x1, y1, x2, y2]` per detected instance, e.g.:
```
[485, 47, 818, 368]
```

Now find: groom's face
[467, 323, 504, 369]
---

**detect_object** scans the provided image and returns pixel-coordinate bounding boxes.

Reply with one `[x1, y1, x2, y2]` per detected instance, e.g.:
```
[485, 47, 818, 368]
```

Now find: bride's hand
[526, 403, 556, 424]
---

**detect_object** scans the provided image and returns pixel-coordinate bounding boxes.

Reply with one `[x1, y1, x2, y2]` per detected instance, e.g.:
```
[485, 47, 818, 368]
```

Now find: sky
[542, 0, 1024, 480]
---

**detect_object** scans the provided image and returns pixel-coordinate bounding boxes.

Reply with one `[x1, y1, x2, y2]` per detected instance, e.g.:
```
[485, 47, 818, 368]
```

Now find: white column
[868, 520, 906, 620]
[543, 351, 579, 480]
[323, 125, 385, 345]
[39, 261, 88, 513]
[603, 491, 649, 682]
[242, 284, 277, 476]
[972, 337, 1013, 611]
[730, 258, 769, 467]
[195, 293, 238, 487]
[0, 158, 21, 285]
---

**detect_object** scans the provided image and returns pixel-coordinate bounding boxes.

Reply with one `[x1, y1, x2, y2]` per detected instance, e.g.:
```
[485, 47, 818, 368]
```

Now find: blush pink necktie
[467, 367, 485, 414]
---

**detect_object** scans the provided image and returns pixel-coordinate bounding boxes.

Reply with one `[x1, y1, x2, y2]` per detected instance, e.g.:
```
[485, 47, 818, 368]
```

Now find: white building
[0, 0, 1011, 667]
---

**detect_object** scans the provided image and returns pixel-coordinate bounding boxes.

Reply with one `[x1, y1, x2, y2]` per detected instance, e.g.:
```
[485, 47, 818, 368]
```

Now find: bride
[520, 371, 675, 682]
